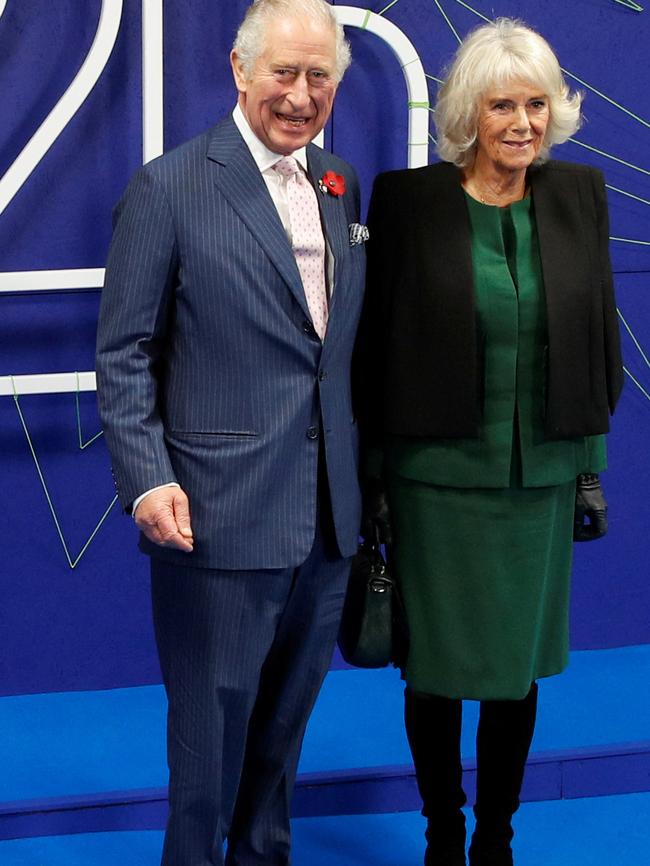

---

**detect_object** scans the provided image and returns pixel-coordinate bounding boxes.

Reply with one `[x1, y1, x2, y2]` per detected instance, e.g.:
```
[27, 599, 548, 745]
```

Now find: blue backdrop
[1, 0, 649, 697]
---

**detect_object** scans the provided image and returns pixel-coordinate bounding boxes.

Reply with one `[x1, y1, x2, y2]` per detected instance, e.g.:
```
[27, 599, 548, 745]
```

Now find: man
[96, 1, 365, 863]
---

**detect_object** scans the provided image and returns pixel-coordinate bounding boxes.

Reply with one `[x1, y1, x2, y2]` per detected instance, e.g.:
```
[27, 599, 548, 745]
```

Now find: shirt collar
[233, 104, 308, 175]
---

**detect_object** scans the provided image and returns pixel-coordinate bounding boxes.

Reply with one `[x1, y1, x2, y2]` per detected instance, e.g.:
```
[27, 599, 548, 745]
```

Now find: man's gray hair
[435, 18, 582, 167]
[233, 0, 351, 83]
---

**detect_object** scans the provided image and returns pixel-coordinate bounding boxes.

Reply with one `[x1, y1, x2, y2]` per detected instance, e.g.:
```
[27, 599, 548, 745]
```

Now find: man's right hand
[134, 487, 194, 552]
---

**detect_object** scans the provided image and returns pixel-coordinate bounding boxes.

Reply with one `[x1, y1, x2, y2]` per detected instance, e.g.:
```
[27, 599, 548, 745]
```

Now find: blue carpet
[0, 645, 648, 801]
[0, 792, 648, 865]
[302, 643, 650, 771]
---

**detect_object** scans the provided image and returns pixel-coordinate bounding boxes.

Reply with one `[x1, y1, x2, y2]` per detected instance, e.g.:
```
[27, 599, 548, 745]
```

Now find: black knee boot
[404, 689, 467, 866]
[468, 683, 538, 866]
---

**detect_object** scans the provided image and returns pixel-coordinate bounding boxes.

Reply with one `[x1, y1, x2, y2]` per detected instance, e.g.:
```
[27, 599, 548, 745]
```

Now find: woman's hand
[361, 477, 393, 546]
[573, 474, 608, 541]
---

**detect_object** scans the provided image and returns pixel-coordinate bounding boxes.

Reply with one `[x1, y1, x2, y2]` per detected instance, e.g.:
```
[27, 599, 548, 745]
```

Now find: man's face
[231, 15, 338, 154]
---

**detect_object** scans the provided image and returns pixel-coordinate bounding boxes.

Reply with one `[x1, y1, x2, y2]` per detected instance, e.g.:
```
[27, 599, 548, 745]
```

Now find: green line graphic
[378, 0, 402, 15]
[624, 366, 650, 401]
[606, 184, 650, 207]
[619, 310, 650, 369]
[11, 381, 118, 569]
[611, 1, 644, 12]
[563, 70, 650, 129]
[618, 310, 650, 404]
[610, 236, 650, 246]
[75, 373, 103, 450]
[569, 138, 650, 176]
[433, 0, 462, 43]
[451, 0, 490, 23]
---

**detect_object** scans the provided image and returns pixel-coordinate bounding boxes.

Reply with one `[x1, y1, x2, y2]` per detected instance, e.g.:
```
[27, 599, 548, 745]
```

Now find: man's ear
[230, 50, 248, 94]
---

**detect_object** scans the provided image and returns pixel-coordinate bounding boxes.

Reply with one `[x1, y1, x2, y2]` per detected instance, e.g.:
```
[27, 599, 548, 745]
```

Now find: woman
[357, 18, 623, 866]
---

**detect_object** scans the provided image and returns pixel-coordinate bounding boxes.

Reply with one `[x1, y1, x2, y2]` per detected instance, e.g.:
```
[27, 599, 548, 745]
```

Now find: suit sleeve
[591, 168, 624, 414]
[96, 167, 179, 510]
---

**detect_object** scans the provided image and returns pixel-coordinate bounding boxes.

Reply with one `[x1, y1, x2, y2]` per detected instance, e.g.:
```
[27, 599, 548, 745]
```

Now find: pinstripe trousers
[150, 492, 351, 866]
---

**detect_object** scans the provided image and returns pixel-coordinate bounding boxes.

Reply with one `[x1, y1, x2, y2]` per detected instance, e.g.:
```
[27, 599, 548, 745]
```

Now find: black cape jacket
[355, 160, 624, 442]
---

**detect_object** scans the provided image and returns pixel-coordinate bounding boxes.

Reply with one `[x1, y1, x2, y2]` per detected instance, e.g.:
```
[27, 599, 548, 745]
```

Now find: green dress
[384, 193, 606, 700]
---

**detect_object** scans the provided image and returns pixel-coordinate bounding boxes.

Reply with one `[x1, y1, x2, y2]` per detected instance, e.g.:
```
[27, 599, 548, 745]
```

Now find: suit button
[306, 426, 319, 440]
[318, 370, 328, 381]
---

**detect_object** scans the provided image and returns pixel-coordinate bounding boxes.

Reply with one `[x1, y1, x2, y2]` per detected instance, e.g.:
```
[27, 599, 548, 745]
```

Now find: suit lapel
[207, 118, 311, 320]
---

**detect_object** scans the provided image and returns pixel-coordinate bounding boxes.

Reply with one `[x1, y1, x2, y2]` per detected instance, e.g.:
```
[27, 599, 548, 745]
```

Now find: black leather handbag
[338, 531, 409, 669]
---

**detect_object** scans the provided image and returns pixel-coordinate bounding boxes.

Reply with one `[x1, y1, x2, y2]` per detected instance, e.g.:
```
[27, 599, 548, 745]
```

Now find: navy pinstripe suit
[96, 117, 365, 865]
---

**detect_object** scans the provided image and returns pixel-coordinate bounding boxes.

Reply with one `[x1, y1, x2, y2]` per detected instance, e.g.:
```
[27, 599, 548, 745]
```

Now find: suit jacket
[355, 160, 623, 444]
[96, 117, 365, 569]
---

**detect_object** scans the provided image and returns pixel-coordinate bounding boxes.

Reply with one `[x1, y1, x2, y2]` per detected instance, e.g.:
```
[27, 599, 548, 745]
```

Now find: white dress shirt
[232, 103, 308, 244]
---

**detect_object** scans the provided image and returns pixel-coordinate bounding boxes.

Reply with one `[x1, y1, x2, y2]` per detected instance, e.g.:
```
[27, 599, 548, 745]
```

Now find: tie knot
[274, 156, 301, 180]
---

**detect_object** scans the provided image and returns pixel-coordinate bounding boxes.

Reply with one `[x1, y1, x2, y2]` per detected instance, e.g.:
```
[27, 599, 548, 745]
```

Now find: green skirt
[387, 474, 576, 700]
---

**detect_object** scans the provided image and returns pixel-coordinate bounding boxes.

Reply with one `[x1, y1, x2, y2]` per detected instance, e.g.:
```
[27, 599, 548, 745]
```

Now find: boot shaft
[469, 683, 538, 866]
[405, 689, 468, 865]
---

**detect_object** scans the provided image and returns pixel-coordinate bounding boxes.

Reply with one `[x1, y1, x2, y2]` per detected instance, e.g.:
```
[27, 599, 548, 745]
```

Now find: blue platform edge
[1, 645, 648, 840]
[3, 793, 650, 866]
[1, 742, 649, 841]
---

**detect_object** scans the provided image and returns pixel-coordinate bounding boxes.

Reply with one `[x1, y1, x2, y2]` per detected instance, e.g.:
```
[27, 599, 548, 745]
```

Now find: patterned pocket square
[349, 223, 370, 245]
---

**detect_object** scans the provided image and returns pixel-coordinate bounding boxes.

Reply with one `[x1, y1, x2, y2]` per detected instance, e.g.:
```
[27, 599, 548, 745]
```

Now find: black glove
[574, 473, 608, 541]
[361, 477, 393, 546]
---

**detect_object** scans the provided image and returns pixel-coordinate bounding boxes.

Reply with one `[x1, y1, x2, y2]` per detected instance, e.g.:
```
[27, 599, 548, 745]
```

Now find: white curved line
[0, 1, 9, 22]
[0, 0, 124, 216]
[335, 6, 429, 168]
[0, 2, 427, 307]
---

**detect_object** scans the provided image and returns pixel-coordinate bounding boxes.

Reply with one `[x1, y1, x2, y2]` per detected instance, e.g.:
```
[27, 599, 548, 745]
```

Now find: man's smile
[276, 113, 310, 126]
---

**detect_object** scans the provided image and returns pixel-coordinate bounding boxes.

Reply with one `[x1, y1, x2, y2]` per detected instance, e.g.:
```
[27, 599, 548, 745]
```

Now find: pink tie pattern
[274, 157, 328, 339]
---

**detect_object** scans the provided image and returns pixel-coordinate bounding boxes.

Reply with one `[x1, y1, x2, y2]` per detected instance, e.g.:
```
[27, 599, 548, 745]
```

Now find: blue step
[0, 646, 648, 840]
[1, 792, 649, 865]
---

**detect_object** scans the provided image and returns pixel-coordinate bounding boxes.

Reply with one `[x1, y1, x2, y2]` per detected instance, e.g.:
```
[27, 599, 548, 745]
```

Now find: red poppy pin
[319, 170, 346, 197]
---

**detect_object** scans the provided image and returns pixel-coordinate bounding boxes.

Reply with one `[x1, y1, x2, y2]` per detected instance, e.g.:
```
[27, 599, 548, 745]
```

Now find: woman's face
[474, 81, 550, 175]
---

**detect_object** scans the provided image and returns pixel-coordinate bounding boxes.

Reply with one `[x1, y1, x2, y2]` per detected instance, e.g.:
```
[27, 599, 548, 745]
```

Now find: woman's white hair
[233, 0, 351, 83]
[435, 18, 582, 167]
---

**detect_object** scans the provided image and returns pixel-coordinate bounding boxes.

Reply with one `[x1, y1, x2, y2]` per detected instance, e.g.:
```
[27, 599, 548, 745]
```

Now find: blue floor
[0, 792, 648, 865]
[0, 645, 648, 802]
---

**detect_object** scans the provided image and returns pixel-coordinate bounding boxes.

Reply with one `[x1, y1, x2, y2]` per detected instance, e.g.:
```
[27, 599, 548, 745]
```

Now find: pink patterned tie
[274, 157, 328, 339]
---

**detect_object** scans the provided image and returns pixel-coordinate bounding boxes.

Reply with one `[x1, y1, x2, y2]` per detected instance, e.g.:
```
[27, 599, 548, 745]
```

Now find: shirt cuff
[132, 482, 181, 518]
